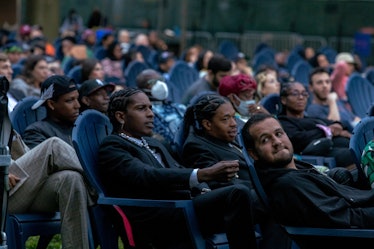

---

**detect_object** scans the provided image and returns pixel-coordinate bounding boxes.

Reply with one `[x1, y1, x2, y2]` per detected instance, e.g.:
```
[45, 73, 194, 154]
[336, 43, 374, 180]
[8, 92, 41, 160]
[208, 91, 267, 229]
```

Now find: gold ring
[256, 106, 260, 110]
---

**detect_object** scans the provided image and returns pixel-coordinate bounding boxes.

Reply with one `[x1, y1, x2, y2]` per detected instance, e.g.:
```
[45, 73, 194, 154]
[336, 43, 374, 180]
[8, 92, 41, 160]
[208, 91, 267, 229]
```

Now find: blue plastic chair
[319, 46, 337, 64]
[364, 67, 374, 86]
[349, 116, 374, 190]
[259, 93, 282, 115]
[238, 129, 374, 249]
[252, 49, 277, 73]
[124, 60, 149, 88]
[67, 65, 83, 86]
[345, 73, 374, 118]
[168, 60, 199, 103]
[218, 40, 239, 61]
[94, 46, 107, 60]
[11, 64, 23, 79]
[286, 52, 304, 73]
[9, 96, 47, 137]
[6, 213, 61, 249]
[290, 60, 312, 87]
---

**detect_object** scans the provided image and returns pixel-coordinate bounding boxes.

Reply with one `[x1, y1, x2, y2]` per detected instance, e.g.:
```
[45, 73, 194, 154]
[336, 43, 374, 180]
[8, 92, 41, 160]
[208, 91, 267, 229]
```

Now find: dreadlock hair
[108, 87, 143, 132]
[183, 93, 230, 137]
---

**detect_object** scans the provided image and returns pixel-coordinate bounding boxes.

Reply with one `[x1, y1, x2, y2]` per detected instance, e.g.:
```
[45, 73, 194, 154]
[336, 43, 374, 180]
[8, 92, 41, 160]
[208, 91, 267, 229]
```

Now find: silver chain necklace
[118, 133, 159, 160]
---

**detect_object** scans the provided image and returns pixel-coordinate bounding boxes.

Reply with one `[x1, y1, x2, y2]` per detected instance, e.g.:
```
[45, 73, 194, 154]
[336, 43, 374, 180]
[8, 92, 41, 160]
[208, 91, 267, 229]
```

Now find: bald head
[136, 69, 162, 89]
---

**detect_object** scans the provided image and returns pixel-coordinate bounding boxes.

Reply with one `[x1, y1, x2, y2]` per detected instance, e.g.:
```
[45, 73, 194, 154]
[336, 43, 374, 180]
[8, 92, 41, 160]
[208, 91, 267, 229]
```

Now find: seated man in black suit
[98, 87, 258, 249]
[181, 93, 291, 249]
[242, 113, 374, 242]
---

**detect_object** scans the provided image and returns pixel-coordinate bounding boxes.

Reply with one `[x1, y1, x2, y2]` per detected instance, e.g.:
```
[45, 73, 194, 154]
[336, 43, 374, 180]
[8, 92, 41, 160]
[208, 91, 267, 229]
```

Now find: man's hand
[327, 92, 338, 103]
[197, 160, 240, 182]
[328, 123, 344, 136]
[9, 173, 20, 189]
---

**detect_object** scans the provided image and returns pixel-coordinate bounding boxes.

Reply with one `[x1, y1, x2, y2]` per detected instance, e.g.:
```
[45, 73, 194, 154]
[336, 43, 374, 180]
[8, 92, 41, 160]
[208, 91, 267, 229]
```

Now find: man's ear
[81, 96, 90, 106]
[46, 99, 55, 110]
[280, 96, 287, 106]
[247, 148, 259, 161]
[115, 111, 126, 124]
[201, 119, 211, 131]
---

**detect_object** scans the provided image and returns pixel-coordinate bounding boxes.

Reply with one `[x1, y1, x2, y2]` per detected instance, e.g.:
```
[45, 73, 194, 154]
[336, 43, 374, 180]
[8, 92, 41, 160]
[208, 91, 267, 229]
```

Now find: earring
[120, 121, 124, 131]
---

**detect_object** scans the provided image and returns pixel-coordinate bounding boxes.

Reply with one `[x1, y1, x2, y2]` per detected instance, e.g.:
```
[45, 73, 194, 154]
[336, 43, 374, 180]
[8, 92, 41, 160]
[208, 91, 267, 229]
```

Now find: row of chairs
[66, 59, 199, 104]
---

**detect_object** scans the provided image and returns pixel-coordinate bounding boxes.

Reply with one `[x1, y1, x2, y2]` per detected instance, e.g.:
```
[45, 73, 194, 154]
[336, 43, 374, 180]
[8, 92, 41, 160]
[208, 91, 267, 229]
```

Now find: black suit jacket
[98, 134, 193, 199]
[182, 132, 250, 180]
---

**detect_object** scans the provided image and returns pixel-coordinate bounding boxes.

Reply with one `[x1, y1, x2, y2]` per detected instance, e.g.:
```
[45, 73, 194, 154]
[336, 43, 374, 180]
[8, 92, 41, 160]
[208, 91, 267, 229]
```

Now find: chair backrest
[124, 60, 149, 88]
[72, 109, 113, 197]
[67, 65, 83, 86]
[345, 73, 374, 118]
[349, 116, 374, 189]
[319, 46, 337, 64]
[11, 64, 23, 79]
[72, 110, 121, 249]
[94, 46, 107, 60]
[168, 60, 199, 103]
[238, 131, 270, 209]
[172, 91, 217, 159]
[218, 40, 239, 61]
[286, 52, 304, 72]
[259, 93, 282, 115]
[290, 60, 312, 87]
[252, 49, 277, 73]
[10, 96, 47, 137]
[364, 67, 374, 86]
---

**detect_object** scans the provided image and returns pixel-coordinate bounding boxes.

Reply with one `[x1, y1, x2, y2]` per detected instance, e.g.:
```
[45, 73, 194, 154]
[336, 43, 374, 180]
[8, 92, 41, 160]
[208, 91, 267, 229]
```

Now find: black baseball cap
[79, 79, 115, 97]
[32, 75, 77, 110]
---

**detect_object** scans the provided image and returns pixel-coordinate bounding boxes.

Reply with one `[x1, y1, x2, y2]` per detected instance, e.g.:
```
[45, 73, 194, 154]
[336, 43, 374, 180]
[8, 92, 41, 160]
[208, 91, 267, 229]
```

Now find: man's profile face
[0, 59, 13, 82]
[48, 90, 80, 124]
[248, 117, 294, 167]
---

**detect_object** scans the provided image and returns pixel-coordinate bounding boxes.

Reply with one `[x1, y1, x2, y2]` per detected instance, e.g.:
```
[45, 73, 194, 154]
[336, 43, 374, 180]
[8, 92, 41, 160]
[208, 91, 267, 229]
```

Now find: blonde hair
[255, 71, 267, 100]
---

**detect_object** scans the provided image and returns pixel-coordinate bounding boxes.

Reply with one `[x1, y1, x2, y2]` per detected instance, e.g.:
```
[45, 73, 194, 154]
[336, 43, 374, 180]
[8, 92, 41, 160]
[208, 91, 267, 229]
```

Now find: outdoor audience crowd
[1, 7, 374, 249]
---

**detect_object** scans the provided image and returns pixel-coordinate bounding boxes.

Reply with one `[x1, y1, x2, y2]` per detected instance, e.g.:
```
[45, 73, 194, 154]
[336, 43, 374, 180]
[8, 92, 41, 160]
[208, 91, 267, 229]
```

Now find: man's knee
[228, 184, 253, 203]
[55, 170, 85, 189]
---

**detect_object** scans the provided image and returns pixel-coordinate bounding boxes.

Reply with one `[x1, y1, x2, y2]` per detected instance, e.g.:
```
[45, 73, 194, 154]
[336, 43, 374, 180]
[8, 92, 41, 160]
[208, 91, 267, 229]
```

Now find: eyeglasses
[287, 91, 309, 98]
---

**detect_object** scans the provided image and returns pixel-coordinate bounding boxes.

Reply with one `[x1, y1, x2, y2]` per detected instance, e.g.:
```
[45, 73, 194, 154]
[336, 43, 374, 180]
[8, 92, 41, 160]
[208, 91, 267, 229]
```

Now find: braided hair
[108, 87, 143, 132]
[183, 93, 230, 137]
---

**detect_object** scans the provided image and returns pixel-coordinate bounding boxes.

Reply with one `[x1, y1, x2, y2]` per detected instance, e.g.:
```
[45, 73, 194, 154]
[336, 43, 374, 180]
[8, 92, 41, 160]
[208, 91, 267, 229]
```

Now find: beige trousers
[8, 137, 93, 249]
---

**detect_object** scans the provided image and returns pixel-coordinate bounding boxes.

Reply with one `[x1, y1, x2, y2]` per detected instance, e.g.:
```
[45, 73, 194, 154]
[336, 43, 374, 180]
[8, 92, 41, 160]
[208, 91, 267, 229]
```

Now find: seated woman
[277, 81, 355, 171]
[181, 93, 291, 249]
[100, 40, 126, 85]
[254, 69, 281, 102]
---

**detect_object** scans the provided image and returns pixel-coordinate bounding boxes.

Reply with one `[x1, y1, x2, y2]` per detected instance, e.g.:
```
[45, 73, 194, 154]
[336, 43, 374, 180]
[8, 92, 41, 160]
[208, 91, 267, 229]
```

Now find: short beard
[256, 153, 293, 169]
